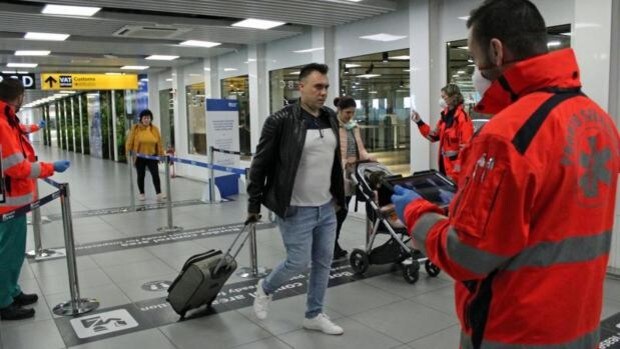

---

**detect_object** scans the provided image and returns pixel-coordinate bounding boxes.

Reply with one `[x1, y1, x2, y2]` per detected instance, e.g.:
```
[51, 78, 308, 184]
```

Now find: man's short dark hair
[299, 63, 329, 81]
[0, 78, 25, 103]
[467, 0, 548, 61]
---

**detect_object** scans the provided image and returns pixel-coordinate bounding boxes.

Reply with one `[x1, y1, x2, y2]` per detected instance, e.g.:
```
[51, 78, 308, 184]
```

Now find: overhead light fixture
[145, 55, 179, 61]
[120, 65, 149, 70]
[369, 91, 378, 94]
[344, 67, 350, 74]
[391, 55, 410, 60]
[403, 69, 411, 72]
[360, 33, 406, 42]
[2, 71, 17, 74]
[140, 78, 149, 82]
[42, 4, 101, 16]
[560, 32, 572, 36]
[6, 63, 38, 68]
[467, 58, 474, 63]
[59, 90, 75, 94]
[345, 63, 360, 68]
[458, 16, 470, 21]
[15, 50, 50, 56]
[293, 47, 324, 53]
[289, 71, 300, 75]
[165, 78, 173, 82]
[458, 46, 469, 50]
[224, 68, 238, 71]
[457, 70, 465, 74]
[105, 72, 123, 75]
[17, 71, 28, 74]
[24, 32, 69, 41]
[358, 74, 380, 78]
[232, 18, 285, 30]
[547, 41, 562, 47]
[179, 40, 221, 48]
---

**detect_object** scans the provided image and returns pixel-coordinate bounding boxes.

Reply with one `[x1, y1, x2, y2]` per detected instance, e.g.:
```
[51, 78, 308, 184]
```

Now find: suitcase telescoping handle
[213, 215, 261, 275]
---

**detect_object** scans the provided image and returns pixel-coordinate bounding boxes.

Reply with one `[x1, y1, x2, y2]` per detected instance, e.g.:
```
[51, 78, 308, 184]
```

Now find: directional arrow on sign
[44, 76, 57, 88]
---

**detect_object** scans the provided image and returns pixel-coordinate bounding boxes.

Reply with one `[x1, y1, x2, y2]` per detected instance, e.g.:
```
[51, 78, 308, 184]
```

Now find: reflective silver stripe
[442, 150, 459, 157]
[505, 231, 611, 271]
[2, 153, 25, 170]
[446, 227, 509, 275]
[411, 212, 446, 255]
[460, 327, 599, 349]
[0, 193, 35, 207]
[29, 163, 41, 178]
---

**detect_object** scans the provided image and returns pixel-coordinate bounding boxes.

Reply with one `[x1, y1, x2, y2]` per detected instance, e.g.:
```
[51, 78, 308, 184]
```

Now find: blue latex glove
[439, 189, 455, 206]
[38, 120, 46, 128]
[391, 185, 422, 223]
[53, 160, 71, 173]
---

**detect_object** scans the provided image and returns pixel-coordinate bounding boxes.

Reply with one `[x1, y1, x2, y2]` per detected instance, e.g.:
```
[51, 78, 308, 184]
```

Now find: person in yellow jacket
[125, 109, 165, 201]
[0, 79, 70, 320]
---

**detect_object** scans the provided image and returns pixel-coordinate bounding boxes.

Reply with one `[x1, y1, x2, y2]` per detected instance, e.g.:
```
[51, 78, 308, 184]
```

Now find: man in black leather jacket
[247, 63, 346, 335]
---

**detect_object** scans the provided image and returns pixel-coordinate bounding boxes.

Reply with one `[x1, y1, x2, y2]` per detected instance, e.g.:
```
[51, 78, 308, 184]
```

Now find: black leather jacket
[247, 101, 345, 218]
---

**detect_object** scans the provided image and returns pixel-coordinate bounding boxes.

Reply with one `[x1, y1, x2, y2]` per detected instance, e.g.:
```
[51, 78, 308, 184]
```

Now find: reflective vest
[416, 104, 473, 182]
[0, 101, 54, 214]
[403, 49, 620, 348]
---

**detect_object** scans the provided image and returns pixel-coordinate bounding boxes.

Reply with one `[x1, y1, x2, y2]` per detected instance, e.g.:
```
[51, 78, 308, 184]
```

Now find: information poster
[206, 99, 240, 169]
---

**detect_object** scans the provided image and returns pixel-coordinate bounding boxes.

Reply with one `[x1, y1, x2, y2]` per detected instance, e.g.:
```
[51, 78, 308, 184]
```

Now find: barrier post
[52, 183, 99, 316]
[128, 152, 136, 211]
[157, 155, 182, 233]
[209, 146, 216, 203]
[26, 180, 65, 261]
[236, 168, 270, 278]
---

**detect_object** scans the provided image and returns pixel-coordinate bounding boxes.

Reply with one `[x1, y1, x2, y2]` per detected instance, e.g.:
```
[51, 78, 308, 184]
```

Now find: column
[248, 44, 269, 153]
[311, 27, 338, 107]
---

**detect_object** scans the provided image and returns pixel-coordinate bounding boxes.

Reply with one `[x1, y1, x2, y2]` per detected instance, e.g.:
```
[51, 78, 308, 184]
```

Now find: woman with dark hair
[334, 96, 374, 258]
[411, 84, 473, 183]
[126, 109, 165, 201]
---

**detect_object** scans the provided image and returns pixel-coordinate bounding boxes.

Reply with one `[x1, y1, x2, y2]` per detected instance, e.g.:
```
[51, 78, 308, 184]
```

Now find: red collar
[475, 48, 582, 115]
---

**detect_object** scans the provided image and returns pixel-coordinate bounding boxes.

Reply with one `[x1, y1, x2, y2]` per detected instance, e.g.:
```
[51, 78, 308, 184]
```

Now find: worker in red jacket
[392, 0, 620, 348]
[411, 84, 473, 183]
[0, 79, 70, 320]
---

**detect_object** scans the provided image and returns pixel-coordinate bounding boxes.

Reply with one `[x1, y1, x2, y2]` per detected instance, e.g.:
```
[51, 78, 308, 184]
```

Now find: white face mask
[438, 98, 448, 109]
[472, 67, 492, 97]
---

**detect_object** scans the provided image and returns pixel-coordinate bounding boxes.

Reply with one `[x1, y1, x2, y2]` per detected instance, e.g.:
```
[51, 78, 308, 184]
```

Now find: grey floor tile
[75, 229, 127, 244]
[323, 281, 404, 316]
[409, 285, 456, 317]
[36, 267, 113, 296]
[604, 277, 620, 303]
[160, 310, 271, 349]
[232, 336, 293, 349]
[29, 255, 100, 278]
[102, 259, 177, 284]
[147, 241, 208, 261]
[70, 328, 177, 349]
[351, 299, 457, 343]
[277, 317, 402, 349]
[0, 319, 65, 349]
[407, 324, 461, 349]
[362, 270, 452, 299]
[115, 273, 179, 303]
[44, 283, 131, 318]
[91, 248, 158, 268]
[602, 298, 620, 320]
[0, 281, 53, 329]
[18, 262, 35, 283]
[236, 294, 343, 335]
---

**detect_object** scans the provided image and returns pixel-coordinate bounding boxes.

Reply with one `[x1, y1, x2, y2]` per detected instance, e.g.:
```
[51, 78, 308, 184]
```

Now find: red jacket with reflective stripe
[403, 49, 620, 348]
[416, 104, 473, 182]
[0, 101, 54, 214]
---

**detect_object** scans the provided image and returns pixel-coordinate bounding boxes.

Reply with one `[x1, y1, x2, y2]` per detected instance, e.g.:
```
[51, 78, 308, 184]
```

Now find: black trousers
[135, 157, 161, 194]
[335, 196, 353, 250]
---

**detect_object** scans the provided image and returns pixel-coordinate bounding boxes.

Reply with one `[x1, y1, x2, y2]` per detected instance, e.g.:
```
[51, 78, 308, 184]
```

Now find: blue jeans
[262, 201, 337, 319]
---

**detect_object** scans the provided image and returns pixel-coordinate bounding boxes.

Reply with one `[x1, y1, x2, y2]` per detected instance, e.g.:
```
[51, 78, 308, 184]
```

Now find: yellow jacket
[125, 124, 164, 156]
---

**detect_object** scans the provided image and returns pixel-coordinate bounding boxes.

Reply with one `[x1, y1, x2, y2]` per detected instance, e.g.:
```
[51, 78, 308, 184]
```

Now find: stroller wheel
[350, 249, 370, 275]
[403, 260, 420, 284]
[424, 260, 441, 277]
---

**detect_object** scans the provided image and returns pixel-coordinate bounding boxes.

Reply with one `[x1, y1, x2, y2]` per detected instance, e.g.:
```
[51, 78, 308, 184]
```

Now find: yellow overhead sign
[40, 73, 138, 90]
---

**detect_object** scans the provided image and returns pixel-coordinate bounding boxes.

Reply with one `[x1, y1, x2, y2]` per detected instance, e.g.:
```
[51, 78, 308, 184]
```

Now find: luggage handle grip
[213, 217, 260, 275]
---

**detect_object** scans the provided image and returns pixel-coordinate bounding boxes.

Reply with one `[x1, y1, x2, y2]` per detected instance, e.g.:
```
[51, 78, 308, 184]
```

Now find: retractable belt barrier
[3, 178, 100, 317]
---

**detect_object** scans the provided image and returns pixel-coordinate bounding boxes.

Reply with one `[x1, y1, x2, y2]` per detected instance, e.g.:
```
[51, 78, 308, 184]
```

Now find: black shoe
[13, 292, 38, 306]
[0, 303, 35, 320]
[334, 248, 348, 259]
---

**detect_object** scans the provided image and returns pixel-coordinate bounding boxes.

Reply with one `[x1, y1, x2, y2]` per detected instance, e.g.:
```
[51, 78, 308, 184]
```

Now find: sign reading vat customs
[40, 73, 138, 90]
[70, 309, 138, 339]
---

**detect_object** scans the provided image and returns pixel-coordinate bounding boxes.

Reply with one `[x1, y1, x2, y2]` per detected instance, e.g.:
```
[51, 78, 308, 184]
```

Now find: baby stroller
[349, 161, 444, 284]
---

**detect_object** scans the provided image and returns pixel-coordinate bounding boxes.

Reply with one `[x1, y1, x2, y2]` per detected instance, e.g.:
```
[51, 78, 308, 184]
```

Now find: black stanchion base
[157, 226, 183, 234]
[53, 298, 99, 316]
[235, 267, 271, 279]
[25, 248, 66, 261]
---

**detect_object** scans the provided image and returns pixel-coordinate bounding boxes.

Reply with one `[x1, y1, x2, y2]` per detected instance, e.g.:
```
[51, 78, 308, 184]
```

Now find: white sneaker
[303, 313, 343, 335]
[253, 279, 272, 320]
[138, 194, 146, 201]
[157, 193, 166, 201]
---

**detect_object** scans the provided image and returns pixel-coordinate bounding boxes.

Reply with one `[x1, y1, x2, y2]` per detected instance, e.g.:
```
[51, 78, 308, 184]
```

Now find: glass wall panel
[221, 75, 250, 157]
[269, 65, 303, 114]
[339, 49, 411, 174]
[186, 82, 206, 155]
[81, 93, 89, 154]
[72, 96, 81, 153]
[114, 90, 127, 162]
[159, 89, 175, 149]
[87, 92, 102, 158]
[100, 91, 113, 159]
[65, 98, 74, 152]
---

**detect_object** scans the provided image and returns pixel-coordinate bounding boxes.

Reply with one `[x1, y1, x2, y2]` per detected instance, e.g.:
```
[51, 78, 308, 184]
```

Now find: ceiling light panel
[42, 4, 101, 16]
[25, 32, 70, 41]
[145, 55, 179, 61]
[232, 18, 285, 30]
[15, 50, 50, 56]
[179, 40, 221, 48]
[359, 33, 406, 42]
[121, 65, 149, 70]
[7, 63, 38, 68]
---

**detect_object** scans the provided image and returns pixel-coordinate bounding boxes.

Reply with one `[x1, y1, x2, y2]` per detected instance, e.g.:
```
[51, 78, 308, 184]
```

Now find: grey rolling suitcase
[166, 220, 258, 319]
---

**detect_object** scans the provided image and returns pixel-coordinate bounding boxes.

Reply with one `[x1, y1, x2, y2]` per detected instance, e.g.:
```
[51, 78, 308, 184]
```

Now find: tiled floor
[1, 146, 619, 349]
